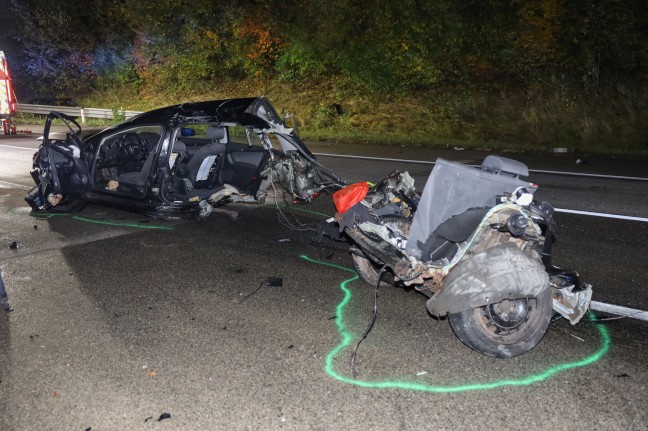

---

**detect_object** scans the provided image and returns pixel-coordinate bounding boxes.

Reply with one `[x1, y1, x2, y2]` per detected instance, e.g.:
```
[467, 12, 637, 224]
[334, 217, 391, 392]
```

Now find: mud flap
[427, 243, 549, 316]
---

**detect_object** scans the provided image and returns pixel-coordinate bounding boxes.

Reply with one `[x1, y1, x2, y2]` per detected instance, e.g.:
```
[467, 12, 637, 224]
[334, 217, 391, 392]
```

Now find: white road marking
[314, 152, 648, 181]
[0, 180, 31, 190]
[0, 144, 36, 151]
[315, 152, 436, 165]
[529, 169, 647, 181]
[555, 208, 648, 223]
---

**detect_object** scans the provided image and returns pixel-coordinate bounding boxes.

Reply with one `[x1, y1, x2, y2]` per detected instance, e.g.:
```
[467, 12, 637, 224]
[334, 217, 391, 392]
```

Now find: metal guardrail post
[16, 103, 143, 120]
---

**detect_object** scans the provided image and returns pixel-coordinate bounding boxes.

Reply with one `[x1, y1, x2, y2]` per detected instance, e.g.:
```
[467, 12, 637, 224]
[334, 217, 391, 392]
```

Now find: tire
[45, 197, 86, 213]
[350, 214, 410, 287]
[448, 286, 552, 358]
[351, 253, 396, 287]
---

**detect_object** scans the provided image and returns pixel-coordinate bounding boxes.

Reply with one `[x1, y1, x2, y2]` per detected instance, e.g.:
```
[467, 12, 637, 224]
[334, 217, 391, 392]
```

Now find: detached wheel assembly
[350, 214, 411, 288]
[351, 253, 396, 287]
[448, 286, 552, 358]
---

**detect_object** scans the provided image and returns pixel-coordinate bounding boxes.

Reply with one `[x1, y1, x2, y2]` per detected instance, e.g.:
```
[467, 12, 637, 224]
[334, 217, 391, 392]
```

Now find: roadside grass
[50, 80, 648, 156]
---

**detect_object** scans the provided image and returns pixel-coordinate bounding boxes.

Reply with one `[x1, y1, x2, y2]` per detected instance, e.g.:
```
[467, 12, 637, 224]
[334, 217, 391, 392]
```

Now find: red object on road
[332, 181, 369, 214]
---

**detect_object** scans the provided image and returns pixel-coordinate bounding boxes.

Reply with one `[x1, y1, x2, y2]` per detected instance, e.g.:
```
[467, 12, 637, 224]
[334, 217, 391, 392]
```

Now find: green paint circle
[301, 255, 610, 393]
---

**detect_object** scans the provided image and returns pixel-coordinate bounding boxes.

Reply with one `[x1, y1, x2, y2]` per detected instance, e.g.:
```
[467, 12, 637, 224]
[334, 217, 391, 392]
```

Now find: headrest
[206, 126, 226, 141]
[481, 155, 529, 177]
[173, 138, 186, 151]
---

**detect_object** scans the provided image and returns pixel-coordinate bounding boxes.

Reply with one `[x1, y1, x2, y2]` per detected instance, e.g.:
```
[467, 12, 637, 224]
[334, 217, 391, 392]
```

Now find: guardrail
[16, 103, 143, 122]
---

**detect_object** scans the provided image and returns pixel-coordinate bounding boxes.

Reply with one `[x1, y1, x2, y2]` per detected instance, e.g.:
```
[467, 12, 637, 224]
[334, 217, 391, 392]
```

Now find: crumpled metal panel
[426, 243, 549, 316]
[551, 282, 593, 325]
[407, 158, 536, 259]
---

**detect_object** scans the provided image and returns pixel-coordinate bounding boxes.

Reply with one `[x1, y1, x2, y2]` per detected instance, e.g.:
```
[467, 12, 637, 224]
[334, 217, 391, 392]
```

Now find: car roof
[124, 97, 284, 129]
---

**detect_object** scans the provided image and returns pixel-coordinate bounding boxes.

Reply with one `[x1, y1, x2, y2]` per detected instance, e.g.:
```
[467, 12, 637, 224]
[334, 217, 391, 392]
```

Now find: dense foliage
[3, 0, 648, 152]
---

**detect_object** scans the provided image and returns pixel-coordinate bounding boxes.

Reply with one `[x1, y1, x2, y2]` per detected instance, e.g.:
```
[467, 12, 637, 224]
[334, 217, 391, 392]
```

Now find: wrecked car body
[25, 97, 344, 219]
[333, 155, 592, 358]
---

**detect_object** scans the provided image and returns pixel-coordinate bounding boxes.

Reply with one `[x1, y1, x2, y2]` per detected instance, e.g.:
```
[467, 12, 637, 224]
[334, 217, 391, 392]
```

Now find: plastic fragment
[332, 182, 369, 214]
[267, 276, 283, 287]
[9, 241, 17, 250]
[158, 412, 171, 421]
[416, 371, 428, 376]
[278, 238, 291, 243]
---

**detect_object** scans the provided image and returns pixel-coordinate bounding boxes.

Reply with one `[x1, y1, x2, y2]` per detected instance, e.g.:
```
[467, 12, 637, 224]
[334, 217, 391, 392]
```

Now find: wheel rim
[474, 297, 538, 343]
[486, 298, 529, 330]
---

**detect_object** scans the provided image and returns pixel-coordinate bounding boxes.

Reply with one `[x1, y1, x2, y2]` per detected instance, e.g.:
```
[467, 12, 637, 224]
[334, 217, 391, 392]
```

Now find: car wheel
[351, 253, 396, 287]
[447, 286, 552, 358]
[351, 214, 411, 287]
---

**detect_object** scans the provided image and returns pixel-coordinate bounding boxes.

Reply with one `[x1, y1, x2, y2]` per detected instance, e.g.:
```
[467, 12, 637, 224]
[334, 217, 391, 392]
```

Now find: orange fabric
[332, 182, 369, 214]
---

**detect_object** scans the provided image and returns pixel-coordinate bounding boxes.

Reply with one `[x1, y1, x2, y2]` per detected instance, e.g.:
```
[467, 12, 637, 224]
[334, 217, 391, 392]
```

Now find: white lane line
[0, 144, 36, 151]
[590, 301, 648, 322]
[555, 208, 648, 223]
[530, 169, 646, 181]
[315, 152, 436, 165]
[0, 180, 32, 190]
[314, 152, 648, 181]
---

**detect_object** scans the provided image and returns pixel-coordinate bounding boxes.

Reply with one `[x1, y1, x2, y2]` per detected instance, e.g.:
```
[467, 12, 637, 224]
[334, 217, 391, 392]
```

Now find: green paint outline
[5, 206, 174, 230]
[300, 255, 610, 392]
[70, 216, 174, 230]
[286, 206, 331, 218]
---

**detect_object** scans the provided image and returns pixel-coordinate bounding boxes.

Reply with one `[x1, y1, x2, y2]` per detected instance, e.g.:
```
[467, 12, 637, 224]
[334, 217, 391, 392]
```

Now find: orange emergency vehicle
[0, 51, 17, 135]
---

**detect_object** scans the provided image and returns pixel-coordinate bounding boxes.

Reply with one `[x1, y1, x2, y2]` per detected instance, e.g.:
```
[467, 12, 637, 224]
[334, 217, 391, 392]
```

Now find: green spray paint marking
[287, 206, 331, 218]
[6, 206, 174, 230]
[300, 255, 610, 393]
[71, 216, 174, 230]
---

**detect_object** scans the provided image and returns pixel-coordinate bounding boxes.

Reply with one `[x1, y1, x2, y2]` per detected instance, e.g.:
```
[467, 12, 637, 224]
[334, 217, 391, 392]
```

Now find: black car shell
[26, 97, 343, 219]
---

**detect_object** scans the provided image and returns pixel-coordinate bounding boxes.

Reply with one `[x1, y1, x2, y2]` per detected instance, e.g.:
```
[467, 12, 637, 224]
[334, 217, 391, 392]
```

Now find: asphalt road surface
[1, 133, 647, 430]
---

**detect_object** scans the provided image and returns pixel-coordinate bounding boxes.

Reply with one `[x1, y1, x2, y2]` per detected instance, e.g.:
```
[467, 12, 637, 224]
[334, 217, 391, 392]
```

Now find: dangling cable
[350, 265, 387, 377]
[270, 176, 317, 232]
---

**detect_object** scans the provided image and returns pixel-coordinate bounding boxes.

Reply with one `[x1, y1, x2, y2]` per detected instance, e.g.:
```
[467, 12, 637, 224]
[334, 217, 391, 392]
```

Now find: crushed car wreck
[25, 97, 345, 219]
[25, 98, 593, 359]
[330, 155, 593, 358]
